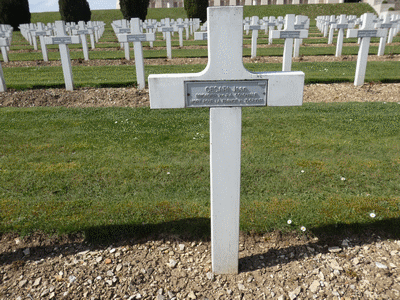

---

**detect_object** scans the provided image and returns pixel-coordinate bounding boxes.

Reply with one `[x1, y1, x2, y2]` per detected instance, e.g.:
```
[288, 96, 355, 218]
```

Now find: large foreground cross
[149, 7, 304, 274]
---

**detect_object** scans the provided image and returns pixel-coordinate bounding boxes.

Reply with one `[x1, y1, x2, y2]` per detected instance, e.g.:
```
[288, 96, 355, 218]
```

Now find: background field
[1, 4, 399, 241]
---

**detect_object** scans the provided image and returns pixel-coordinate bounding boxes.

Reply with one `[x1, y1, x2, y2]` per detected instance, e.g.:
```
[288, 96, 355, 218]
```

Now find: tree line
[0, 0, 207, 31]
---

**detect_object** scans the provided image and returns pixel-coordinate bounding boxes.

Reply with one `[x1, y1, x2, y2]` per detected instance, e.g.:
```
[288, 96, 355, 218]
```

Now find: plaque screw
[187, 93, 191, 96]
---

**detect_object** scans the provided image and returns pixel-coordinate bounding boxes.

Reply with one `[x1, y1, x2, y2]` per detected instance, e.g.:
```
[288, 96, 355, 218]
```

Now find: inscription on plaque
[162, 27, 174, 32]
[380, 24, 393, 29]
[336, 24, 348, 29]
[126, 34, 146, 42]
[185, 80, 268, 107]
[77, 30, 89, 35]
[280, 31, 300, 39]
[119, 28, 131, 33]
[357, 30, 377, 38]
[53, 37, 72, 44]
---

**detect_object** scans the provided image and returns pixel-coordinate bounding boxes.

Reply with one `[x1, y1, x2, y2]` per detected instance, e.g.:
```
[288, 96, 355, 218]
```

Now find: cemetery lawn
[3, 61, 400, 90]
[1, 102, 400, 240]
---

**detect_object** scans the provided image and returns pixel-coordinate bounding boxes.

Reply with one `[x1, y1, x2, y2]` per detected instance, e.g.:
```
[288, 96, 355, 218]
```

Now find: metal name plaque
[185, 80, 268, 108]
[249, 25, 261, 30]
[380, 24, 393, 28]
[162, 27, 174, 32]
[280, 31, 300, 39]
[357, 30, 377, 38]
[34, 31, 47, 36]
[336, 24, 349, 29]
[119, 28, 131, 33]
[294, 25, 305, 30]
[53, 37, 72, 44]
[126, 34, 146, 42]
[77, 30, 89, 35]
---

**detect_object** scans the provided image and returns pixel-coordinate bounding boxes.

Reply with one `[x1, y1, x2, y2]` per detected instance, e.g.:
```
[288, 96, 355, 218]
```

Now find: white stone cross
[331, 15, 352, 57]
[33, 22, 52, 62]
[244, 16, 261, 59]
[376, 15, 394, 56]
[387, 15, 399, 44]
[327, 15, 337, 45]
[0, 37, 8, 92]
[72, 21, 92, 61]
[44, 21, 81, 91]
[293, 15, 309, 58]
[149, 6, 304, 275]
[347, 13, 386, 86]
[0, 29, 11, 63]
[267, 16, 277, 45]
[118, 18, 155, 89]
[174, 18, 186, 47]
[158, 18, 173, 59]
[271, 14, 308, 71]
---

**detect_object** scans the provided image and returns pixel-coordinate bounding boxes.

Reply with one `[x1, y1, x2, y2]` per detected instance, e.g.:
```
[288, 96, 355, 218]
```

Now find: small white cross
[44, 21, 81, 91]
[149, 7, 304, 275]
[347, 13, 386, 86]
[118, 18, 156, 89]
[271, 14, 308, 71]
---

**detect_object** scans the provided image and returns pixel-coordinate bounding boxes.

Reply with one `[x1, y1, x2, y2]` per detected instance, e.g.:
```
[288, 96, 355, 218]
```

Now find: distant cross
[0, 37, 8, 92]
[71, 21, 92, 61]
[149, 7, 304, 275]
[376, 15, 394, 56]
[118, 18, 156, 89]
[347, 13, 386, 86]
[44, 21, 81, 91]
[271, 14, 308, 71]
[332, 15, 352, 57]
[244, 16, 261, 59]
[159, 18, 173, 59]
[33, 22, 52, 62]
[293, 15, 309, 58]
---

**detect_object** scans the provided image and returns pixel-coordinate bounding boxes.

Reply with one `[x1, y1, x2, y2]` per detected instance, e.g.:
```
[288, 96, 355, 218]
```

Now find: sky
[29, 0, 118, 13]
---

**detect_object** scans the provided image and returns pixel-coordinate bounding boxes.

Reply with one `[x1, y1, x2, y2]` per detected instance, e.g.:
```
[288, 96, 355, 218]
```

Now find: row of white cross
[18, 21, 105, 62]
[1, 11, 399, 92]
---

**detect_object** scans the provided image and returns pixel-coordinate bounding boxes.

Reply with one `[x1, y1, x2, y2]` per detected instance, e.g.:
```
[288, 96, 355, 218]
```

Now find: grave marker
[72, 21, 92, 61]
[149, 7, 304, 274]
[376, 15, 393, 56]
[118, 18, 155, 89]
[331, 15, 352, 57]
[44, 21, 81, 91]
[158, 18, 173, 59]
[33, 22, 52, 62]
[244, 16, 261, 59]
[347, 13, 386, 86]
[271, 14, 308, 71]
[0, 37, 8, 92]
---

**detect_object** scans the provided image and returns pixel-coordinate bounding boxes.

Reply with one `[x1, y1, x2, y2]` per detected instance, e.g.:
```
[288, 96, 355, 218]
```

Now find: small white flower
[370, 213, 376, 218]
[341, 177, 346, 181]
[115, 121, 118, 123]
[167, 172, 170, 175]
[301, 170, 305, 173]
[287, 220, 292, 225]
[301, 226, 306, 232]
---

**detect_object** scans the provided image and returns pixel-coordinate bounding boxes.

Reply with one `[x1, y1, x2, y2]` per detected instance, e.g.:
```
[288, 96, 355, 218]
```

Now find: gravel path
[1, 230, 400, 300]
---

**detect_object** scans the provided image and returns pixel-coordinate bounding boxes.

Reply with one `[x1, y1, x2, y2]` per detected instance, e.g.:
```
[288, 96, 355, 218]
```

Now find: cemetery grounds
[1, 5, 400, 300]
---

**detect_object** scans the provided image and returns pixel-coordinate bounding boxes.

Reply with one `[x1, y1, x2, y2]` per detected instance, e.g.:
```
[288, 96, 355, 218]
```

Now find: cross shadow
[239, 217, 400, 273]
[0, 218, 211, 267]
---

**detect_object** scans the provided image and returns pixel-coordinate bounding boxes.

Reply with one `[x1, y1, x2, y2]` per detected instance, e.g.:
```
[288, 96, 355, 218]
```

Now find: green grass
[1, 103, 399, 240]
[3, 61, 400, 89]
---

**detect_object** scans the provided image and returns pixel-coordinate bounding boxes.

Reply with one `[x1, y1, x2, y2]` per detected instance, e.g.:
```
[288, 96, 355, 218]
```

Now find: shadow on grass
[239, 217, 400, 273]
[83, 217, 211, 244]
[1, 218, 399, 274]
[0, 218, 210, 267]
